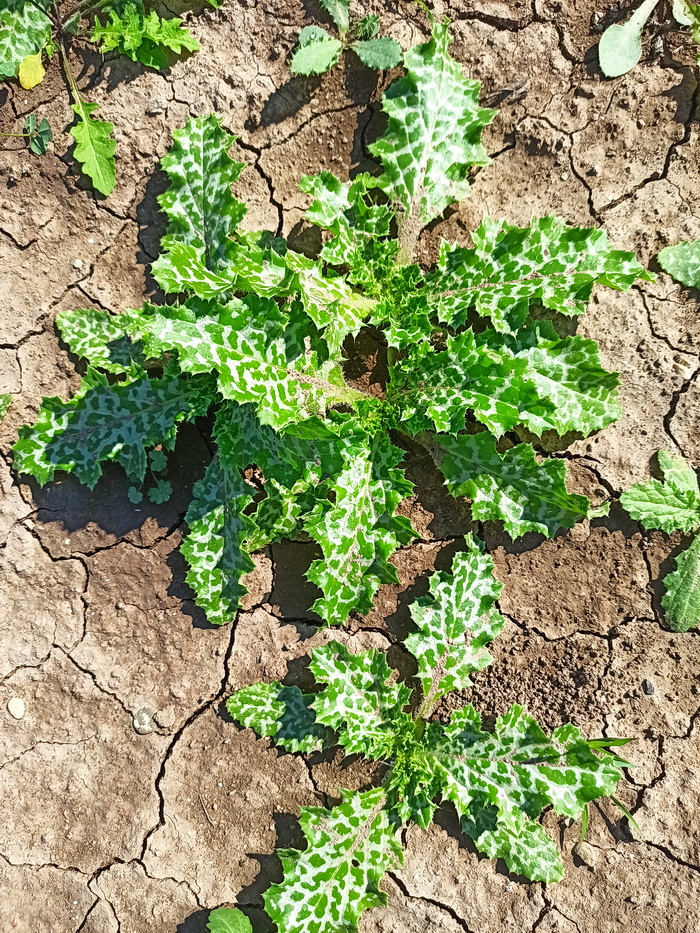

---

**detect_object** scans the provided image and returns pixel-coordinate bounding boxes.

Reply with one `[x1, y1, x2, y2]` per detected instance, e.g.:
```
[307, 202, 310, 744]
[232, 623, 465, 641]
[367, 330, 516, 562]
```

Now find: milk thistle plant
[10, 18, 647, 929]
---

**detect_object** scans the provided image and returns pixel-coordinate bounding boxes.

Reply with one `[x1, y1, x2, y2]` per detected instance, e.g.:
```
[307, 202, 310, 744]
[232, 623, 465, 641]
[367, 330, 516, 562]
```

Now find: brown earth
[2, 0, 700, 930]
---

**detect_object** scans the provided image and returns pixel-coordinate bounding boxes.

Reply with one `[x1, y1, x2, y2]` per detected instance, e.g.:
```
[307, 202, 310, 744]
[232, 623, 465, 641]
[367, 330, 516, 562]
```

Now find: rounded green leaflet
[658, 240, 700, 289]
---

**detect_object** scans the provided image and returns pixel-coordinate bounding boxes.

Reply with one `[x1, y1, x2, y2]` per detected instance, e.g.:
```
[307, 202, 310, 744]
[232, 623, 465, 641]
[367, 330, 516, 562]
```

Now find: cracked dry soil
[2, 0, 700, 930]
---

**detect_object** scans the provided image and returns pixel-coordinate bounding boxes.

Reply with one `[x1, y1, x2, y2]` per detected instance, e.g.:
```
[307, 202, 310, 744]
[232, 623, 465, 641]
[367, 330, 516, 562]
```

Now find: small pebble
[7, 697, 25, 720]
[642, 678, 655, 695]
[574, 840, 599, 868]
[133, 708, 156, 735]
[72, 259, 83, 270]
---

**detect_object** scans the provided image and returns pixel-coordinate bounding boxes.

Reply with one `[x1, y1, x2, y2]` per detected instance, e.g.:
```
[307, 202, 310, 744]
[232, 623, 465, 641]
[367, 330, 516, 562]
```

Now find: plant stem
[0, 132, 32, 138]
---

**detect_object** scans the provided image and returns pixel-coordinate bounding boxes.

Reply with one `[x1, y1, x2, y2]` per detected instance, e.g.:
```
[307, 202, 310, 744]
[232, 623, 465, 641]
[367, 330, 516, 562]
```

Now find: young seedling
[0, 112, 52, 154]
[223, 540, 630, 932]
[13, 18, 652, 630]
[291, 0, 401, 76]
[598, 0, 700, 77]
[621, 450, 700, 631]
[0, 0, 212, 194]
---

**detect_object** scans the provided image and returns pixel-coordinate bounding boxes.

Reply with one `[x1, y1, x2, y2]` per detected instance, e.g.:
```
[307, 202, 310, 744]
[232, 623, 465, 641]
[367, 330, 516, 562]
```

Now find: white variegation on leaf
[226, 682, 327, 753]
[158, 113, 247, 270]
[0, 0, 52, 79]
[405, 535, 505, 709]
[423, 705, 622, 881]
[431, 216, 653, 334]
[369, 20, 495, 248]
[13, 370, 214, 488]
[140, 300, 358, 431]
[436, 432, 592, 538]
[264, 788, 403, 933]
[310, 642, 413, 758]
[305, 434, 414, 625]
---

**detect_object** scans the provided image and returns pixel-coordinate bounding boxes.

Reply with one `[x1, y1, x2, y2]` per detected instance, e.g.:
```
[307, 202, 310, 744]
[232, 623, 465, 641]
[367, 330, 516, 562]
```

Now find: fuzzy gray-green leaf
[658, 239, 700, 289]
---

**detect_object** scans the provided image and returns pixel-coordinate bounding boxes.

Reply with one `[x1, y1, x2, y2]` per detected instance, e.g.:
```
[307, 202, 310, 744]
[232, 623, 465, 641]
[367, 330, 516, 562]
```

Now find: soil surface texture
[2, 1, 700, 931]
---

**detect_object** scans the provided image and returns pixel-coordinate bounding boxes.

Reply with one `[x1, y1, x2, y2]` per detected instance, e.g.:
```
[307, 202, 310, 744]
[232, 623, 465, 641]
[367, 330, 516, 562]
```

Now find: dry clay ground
[2, 0, 700, 930]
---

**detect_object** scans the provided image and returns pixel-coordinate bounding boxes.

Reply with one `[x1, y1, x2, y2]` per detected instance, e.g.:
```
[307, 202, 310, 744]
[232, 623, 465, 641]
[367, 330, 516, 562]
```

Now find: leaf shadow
[135, 159, 170, 299]
[432, 803, 536, 885]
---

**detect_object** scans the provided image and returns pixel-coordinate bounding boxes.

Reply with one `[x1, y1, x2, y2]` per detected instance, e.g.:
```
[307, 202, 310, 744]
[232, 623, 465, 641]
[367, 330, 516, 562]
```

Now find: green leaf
[317, 0, 349, 33]
[151, 242, 238, 297]
[436, 433, 591, 538]
[598, 0, 660, 78]
[390, 331, 531, 437]
[149, 449, 168, 472]
[405, 537, 505, 707]
[127, 485, 143, 504]
[291, 28, 343, 76]
[0, 394, 11, 421]
[147, 477, 172, 503]
[92, 4, 199, 70]
[369, 20, 495, 229]
[286, 252, 374, 356]
[620, 451, 700, 534]
[69, 100, 117, 197]
[431, 216, 653, 334]
[658, 239, 700, 289]
[265, 788, 403, 933]
[180, 402, 347, 624]
[139, 300, 358, 431]
[227, 682, 327, 753]
[310, 642, 413, 758]
[657, 449, 700, 495]
[661, 535, 700, 632]
[299, 172, 399, 289]
[182, 416, 257, 626]
[351, 37, 402, 70]
[206, 907, 252, 933]
[507, 325, 621, 438]
[12, 370, 214, 488]
[0, 0, 52, 80]
[423, 705, 623, 881]
[354, 14, 379, 40]
[27, 115, 51, 155]
[305, 434, 415, 625]
[56, 306, 154, 375]
[158, 114, 247, 270]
